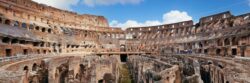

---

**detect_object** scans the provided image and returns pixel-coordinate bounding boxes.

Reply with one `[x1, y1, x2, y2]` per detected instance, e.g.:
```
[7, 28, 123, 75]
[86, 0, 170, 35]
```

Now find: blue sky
[33, 0, 250, 29]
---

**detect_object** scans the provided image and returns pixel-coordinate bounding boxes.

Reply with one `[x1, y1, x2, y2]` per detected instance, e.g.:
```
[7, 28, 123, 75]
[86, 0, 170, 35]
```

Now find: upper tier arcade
[125, 11, 250, 57]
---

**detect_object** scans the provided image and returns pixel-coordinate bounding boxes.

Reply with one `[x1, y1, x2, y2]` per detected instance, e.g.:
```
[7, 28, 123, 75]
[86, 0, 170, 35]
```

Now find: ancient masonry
[0, 0, 250, 83]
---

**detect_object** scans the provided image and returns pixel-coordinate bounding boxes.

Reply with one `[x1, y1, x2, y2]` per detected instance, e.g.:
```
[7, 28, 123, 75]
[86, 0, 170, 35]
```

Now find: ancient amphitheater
[0, 0, 250, 83]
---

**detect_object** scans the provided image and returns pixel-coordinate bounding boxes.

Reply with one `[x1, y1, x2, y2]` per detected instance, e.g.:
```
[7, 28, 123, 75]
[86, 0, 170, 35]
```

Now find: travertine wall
[126, 12, 250, 57]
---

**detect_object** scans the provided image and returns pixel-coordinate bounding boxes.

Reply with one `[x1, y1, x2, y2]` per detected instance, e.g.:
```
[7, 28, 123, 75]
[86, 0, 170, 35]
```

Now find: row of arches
[23, 61, 49, 83]
[0, 17, 53, 33]
[217, 37, 239, 46]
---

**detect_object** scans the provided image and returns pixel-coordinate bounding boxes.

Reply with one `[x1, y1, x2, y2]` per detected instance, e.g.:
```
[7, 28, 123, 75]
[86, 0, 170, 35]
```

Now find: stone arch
[32, 63, 38, 71]
[55, 63, 69, 83]
[29, 24, 34, 30]
[224, 38, 230, 46]
[199, 42, 203, 48]
[37, 60, 49, 83]
[217, 39, 223, 46]
[4, 19, 11, 25]
[35, 26, 40, 30]
[23, 65, 29, 83]
[232, 37, 238, 45]
[48, 29, 52, 33]
[23, 65, 29, 71]
[13, 21, 19, 27]
[2, 37, 10, 43]
[21, 23, 27, 28]
[42, 27, 46, 32]
[11, 39, 18, 44]
[216, 48, 221, 55]
[77, 64, 87, 82]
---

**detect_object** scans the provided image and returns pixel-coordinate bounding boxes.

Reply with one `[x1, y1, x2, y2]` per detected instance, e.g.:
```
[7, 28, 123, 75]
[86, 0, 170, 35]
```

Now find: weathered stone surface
[0, 0, 249, 83]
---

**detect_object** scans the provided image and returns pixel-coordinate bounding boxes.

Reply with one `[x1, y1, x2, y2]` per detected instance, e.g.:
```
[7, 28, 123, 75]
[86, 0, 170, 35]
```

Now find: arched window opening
[37, 50, 40, 54]
[199, 42, 203, 48]
[4, 19, 11, 25]
[48, 29, 52, 33]
[23, 49, 28, 55]
[33, 42, 40, 47]
[232, 48, 237, 56]
[216, 49, 221, 55]
[20, 40, 26, 44]
[13, 21, 19, 27]
[11, 39, 18, 44]
[5, 49, 12, 57]
[232, 37, 238, 45]
[42, 28, 46, 32]
[32, 63, 38, 71]
[217, 39, 223, 46]
[35, 26, 40, 30]
[22, 23, 27, 28]
[224, 38, 230, 46]
[29, 24, 34, 30]
[2, 37, 10, 43]
[23, 66, 29, 71]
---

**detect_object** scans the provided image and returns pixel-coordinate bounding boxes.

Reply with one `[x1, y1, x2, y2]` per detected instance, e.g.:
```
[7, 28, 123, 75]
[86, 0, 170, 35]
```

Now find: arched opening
[232, 37, 238, 45]
[11, 39, 18, 44]
[224, 38, 230, 46]
[2, 37, 10, 43]
[48, 29, 52, 33]
[5, 49, 12, 57]
[199, 42, 203, 48]
[232, 48, 237, 56]
[32, 63, 38, 71]
[57, 63, 69, 83]
[35, 26, 40, 30]
[37, 49, 40, 54]
[216, 49, 221, 55]
[39, 60, 49, 83]
[29, 24, 34, 30]
[217, 39, 223, 46]
[20, 40, 26, 44]
[98, 79, 103, 83]
[4, 19, 11, 25]
[23, 49, 28, 55]
[23, 66, 29, 71]
[204, 49, 208, 54]
[84, 34, 87, 37]
[120, 54, 128, 62]
[13, 21, 19, 27]
[21, 23, 27, 28]
[198, 49, 202, 53]
[42, 28, 46, 32]
[43, 50, 47, 54]
[200, 65, 211, 83]
[23, 65, 29, 83]
[33, 42, 40, 47]
[218, 64, 224, 69]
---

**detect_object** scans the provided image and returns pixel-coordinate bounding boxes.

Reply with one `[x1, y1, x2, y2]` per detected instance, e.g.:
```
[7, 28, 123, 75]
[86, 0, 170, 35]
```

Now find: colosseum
[0, 0, 249, 83]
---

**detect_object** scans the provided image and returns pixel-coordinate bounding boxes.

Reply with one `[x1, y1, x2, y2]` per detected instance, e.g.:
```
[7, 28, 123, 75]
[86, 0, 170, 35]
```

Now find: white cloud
[32, 0, 80, 10]
[110, 10, 192, 30]
[163, 10, 193, 24]
[83, 0, 143, 7]
[110, 20, 161, 30]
